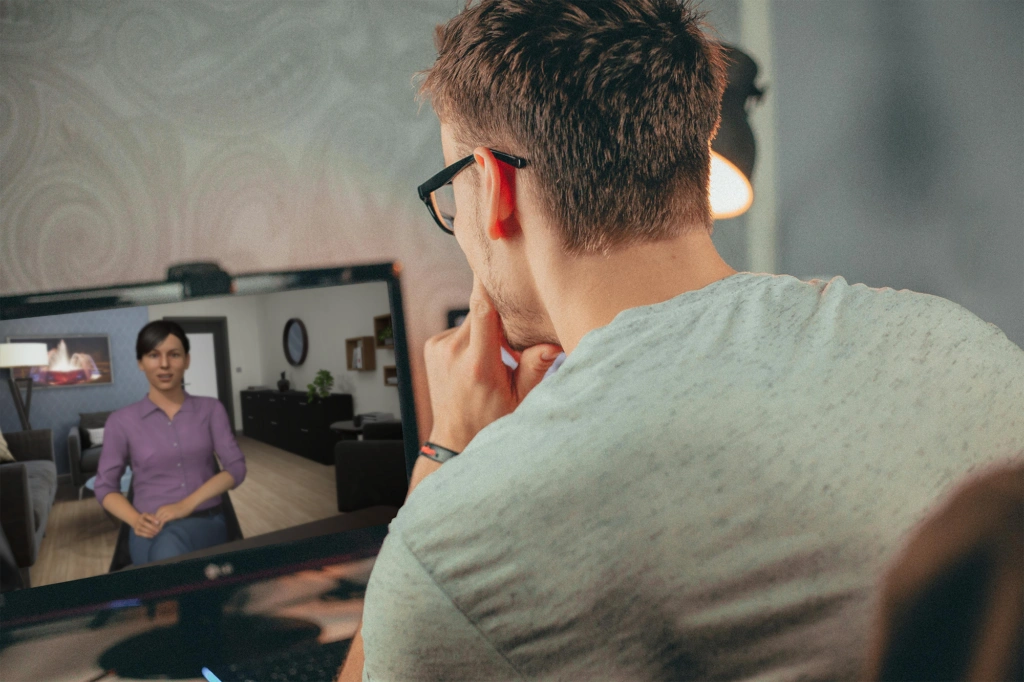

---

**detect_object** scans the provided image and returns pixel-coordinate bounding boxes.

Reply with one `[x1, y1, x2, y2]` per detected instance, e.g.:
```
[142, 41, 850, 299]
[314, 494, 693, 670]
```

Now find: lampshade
[710, 44, 763, 220]
[0, 343, 49, 368]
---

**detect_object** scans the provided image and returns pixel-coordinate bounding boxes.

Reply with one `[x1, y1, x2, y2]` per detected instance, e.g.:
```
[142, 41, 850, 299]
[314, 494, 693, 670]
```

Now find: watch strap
[419, 442, 461, 463]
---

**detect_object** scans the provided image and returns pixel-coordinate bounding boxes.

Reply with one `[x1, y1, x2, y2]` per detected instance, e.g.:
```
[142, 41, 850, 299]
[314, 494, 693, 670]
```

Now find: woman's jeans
[128, 512, 227, 566]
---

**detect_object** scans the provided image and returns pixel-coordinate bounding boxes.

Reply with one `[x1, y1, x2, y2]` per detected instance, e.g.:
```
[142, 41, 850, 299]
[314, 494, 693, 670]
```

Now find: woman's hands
[154, 499, 196, 524]
[129, 499, 196, 539]
[132, 512, 164, 539]
[103, 492, 164, 538]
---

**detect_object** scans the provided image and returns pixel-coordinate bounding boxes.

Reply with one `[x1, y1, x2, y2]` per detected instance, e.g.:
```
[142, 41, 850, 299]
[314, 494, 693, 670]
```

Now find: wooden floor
[229, 436, 338, 538]
[30, 436, 339, 588]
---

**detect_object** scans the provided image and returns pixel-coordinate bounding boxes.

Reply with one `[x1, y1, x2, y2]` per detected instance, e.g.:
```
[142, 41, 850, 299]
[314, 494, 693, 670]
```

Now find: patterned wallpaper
[0, 306, 152, 474]
[1, 0, 473, 437]
[0, 0, 750, 455]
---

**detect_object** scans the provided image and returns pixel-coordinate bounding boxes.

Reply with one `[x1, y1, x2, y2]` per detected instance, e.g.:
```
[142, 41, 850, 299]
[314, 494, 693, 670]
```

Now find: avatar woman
[95, 320, 246, 565]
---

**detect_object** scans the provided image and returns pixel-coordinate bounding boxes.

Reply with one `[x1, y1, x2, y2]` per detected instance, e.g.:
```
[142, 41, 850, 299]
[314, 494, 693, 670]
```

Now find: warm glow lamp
[710, 44, 764, 220]
[0, 342, 49, 430]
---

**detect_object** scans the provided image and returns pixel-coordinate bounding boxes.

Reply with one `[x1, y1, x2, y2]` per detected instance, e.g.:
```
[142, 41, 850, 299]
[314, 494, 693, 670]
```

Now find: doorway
[163, 317, 235, 431]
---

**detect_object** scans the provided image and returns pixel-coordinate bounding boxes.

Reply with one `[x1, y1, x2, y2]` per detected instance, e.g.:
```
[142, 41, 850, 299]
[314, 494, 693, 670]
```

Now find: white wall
[148, 294, 267, 429]
[260, 282, 401, 417]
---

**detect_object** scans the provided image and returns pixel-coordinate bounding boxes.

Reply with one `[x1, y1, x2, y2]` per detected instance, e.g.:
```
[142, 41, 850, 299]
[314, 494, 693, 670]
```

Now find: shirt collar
[140, 392, 194, 418]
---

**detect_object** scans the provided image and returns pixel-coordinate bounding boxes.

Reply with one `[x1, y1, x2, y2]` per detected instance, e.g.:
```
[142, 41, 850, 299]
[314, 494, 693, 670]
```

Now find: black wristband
[419, 442, 461, 464]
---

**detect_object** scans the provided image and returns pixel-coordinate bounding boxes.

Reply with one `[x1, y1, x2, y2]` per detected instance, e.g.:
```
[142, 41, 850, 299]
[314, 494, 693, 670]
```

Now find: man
[341, 1, 1024, 679]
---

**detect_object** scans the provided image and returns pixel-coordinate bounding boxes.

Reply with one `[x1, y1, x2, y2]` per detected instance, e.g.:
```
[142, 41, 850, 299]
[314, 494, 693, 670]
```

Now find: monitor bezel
[0, 262, 417, 620]
[0, 510, 395, 627]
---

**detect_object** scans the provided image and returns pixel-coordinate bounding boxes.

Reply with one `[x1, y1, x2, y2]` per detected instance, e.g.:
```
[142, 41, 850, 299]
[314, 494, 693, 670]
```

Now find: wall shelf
[345, 336, 376, 371]
[383, 365, 398, 386]
[373, 314, 394, 349]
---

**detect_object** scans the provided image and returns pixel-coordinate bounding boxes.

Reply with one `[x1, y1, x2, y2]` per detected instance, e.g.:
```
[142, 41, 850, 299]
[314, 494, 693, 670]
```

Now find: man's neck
[537, 229, 737, 354]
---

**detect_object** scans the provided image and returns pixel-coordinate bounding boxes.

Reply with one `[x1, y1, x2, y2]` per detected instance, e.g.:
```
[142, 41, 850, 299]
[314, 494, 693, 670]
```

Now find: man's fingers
[469, 275, 495, 316]
[424, 326, 469, 385]
[515, 344, 563, 400]
[467, 277, 504, 356]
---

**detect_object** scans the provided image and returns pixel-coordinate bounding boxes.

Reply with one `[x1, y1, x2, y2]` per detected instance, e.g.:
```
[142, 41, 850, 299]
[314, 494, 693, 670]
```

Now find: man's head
[420, 0, 726, 348]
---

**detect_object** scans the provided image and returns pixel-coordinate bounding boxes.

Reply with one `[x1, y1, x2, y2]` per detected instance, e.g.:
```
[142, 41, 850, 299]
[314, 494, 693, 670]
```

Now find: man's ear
[473, 147, 519, 241]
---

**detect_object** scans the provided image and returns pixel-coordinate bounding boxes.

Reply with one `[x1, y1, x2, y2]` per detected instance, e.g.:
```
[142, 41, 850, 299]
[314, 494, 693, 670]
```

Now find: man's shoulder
[390, 427, 567, 548]
[728, 275, 1017, 358]
[828, 279, 1020, 358]
[395, 447, 520, 519]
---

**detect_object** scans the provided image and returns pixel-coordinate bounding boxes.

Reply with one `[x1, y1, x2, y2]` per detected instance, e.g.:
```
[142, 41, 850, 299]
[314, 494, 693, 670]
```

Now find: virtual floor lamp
[1, 343, 49, 431]
[710, 44, 764, 220]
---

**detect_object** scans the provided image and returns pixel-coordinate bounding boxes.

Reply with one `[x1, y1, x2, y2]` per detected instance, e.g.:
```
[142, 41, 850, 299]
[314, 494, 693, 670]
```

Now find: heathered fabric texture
[362, 273, 1024, 681]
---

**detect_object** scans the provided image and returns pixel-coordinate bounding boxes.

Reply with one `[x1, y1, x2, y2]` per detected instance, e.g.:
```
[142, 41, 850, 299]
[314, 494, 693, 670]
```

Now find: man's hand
[132, 513, 163, 539]
[154, 500, 195, 524]
[424, 276, 562, 452]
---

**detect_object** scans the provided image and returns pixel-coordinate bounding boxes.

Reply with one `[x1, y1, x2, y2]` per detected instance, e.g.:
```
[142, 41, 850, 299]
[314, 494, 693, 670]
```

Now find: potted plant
[377, 323, 394, 348]
[306, 369, 334, 403]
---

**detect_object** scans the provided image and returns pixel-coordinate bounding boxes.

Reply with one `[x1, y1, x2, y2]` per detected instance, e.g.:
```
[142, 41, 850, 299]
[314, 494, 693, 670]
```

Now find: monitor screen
[0, 263, 416, 626]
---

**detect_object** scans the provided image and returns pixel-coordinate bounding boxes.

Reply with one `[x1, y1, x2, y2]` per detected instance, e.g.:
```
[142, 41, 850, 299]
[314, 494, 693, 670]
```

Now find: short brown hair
[420, 0, 726, 254]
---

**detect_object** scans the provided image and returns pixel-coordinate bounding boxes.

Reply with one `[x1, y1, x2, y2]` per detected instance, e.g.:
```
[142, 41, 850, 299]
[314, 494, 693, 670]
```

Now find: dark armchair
[0, 429, 58, 590]
[68, 411, 113, 498]
[335, 420, 408, 512]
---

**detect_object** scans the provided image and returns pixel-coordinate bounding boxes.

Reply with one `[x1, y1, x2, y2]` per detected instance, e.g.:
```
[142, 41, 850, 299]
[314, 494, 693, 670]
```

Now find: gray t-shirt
[362, 273, 1024, 681]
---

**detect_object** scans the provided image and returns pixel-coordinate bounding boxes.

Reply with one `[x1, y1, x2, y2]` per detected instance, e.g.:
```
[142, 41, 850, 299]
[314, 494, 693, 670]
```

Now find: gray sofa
[0, 429, 58, 590]
[68, 411, 113, 499]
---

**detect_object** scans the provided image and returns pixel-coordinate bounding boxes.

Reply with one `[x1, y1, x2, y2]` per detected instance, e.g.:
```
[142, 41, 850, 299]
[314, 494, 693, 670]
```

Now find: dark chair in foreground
[865, 460, 1024, 681]
[335, 420, 407, 512]
[0, 429, 57, 590]
[109, 478, 244, 572]
[1, 524, 23, 592]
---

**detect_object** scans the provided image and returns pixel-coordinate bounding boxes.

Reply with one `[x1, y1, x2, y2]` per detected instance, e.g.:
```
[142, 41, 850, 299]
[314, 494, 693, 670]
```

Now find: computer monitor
[0, 262, 418, 678]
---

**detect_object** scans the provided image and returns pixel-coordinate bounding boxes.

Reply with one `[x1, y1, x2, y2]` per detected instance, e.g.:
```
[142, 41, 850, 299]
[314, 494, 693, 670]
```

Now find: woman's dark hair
[136, 320, 190, 360]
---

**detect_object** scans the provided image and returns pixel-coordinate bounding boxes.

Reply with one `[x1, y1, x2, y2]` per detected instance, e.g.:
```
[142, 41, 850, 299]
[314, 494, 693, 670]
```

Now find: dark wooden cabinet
[240, 390, 354, 464]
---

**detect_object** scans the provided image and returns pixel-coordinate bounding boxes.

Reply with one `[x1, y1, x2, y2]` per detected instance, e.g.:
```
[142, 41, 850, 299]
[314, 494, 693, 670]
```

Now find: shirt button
[181, 483, 185, 487]
[177, 463, 181, 467]
[174, 443, 178, 447]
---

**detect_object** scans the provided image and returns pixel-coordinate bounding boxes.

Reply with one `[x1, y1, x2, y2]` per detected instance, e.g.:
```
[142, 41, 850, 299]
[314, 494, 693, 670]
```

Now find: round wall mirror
[283, 318, 308, 366]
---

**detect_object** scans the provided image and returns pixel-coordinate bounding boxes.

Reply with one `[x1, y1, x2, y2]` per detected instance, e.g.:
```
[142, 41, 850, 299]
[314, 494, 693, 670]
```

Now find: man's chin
[488, 289, 557, 351]
[502, 319, 558, 353]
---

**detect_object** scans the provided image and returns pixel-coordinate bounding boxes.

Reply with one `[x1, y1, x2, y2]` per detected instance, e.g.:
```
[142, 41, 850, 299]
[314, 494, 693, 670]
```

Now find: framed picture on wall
[5, 335, 113, 388]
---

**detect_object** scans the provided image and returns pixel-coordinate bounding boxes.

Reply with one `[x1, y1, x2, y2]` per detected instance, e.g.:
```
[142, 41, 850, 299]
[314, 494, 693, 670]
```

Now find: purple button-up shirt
[95, 393, 247, 515]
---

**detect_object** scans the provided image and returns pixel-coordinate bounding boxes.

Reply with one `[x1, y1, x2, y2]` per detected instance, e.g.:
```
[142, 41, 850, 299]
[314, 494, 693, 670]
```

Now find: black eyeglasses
[416, 150, 529, 235]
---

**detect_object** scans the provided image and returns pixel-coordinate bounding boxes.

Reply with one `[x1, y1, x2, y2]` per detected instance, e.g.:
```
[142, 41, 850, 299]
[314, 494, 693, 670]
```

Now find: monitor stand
[98, 585, 322, 679]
